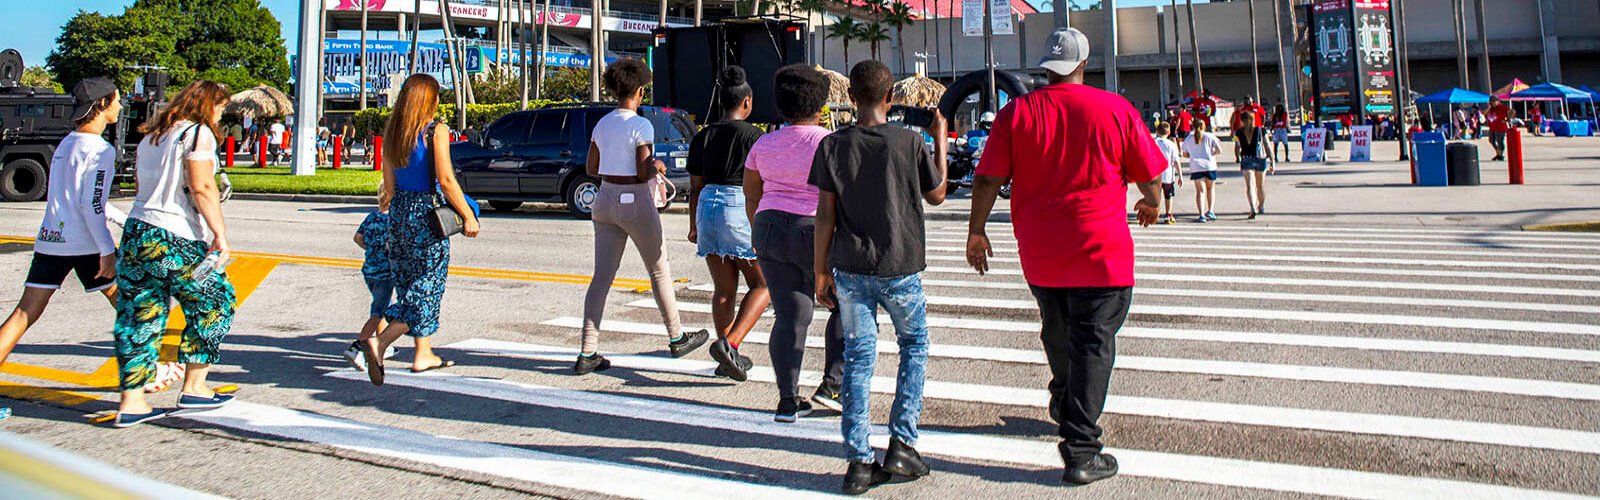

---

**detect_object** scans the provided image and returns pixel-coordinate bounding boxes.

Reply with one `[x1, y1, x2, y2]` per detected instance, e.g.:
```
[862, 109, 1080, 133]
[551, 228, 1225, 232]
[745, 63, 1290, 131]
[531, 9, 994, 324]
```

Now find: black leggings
[753, 210, 843, 400]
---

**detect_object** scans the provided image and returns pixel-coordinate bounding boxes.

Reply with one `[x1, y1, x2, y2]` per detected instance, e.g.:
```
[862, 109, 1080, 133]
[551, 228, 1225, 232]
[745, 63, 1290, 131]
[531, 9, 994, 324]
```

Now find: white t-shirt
[35, 132, 127, 256]
[129, 121, 219, 241]
[1181, 132, 1222, 173]
[268, 123, 287, 144]
[591, 108, 655, 177]
[1154, 136, 1180, 184]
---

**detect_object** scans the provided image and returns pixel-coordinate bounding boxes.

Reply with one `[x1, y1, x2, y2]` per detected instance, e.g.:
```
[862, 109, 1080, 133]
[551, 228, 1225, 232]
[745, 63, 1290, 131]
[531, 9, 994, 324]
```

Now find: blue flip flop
[0, 407, 11, 422]
[113, 409, 170, 428]
[177, 393, 235, 410]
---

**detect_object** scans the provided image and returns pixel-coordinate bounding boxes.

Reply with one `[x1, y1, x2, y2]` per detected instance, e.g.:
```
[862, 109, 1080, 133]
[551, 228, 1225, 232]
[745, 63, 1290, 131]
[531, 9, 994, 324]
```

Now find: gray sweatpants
[582, 181, 682, 353]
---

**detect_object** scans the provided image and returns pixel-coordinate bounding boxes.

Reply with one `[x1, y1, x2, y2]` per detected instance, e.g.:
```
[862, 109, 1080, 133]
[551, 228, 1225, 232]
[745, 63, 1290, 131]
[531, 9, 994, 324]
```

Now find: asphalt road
[1, 183, 1599, 498]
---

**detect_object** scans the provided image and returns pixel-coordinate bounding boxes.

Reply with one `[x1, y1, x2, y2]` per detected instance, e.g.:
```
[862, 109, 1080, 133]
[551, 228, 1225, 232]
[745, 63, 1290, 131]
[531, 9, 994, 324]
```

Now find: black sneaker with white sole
[811, 381, 843, 412]
[574, 353, 612, 375]
[775, 397, 813, 423]
[709, 339, 749, 382]
[668, 329, 711, 358]
[1064, 453, 1119, 485]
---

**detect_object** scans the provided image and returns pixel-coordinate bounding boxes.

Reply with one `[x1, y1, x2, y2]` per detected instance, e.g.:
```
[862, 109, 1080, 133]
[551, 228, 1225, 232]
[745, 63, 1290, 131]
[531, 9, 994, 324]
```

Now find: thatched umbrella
[892, 76, 946, 108]
[817, 66, 850, 106]
[226, 84, 294, 118]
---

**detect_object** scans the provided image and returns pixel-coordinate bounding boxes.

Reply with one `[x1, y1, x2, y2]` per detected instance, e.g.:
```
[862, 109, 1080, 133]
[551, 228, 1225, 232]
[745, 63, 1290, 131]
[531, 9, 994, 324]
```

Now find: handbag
[177, 124, 233, 203]
[428, 187, 481, 238]
[649, 174, 676, 209]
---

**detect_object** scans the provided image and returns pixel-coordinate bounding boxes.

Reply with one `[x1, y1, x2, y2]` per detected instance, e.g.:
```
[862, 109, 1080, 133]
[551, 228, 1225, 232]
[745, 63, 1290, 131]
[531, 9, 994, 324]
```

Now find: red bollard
[332, 135, 343, 170]
[258, 135, 268, 168]
[225, 136, 235, 168]
[372, 136, 384, 172]
[1507, 129, 1524, 185]
[1407, 132, 1417, 185]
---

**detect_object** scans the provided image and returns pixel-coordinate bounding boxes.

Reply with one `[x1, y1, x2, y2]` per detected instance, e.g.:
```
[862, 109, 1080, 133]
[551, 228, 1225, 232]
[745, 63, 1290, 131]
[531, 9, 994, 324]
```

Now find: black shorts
[24, 253, 113, 292]
[1162, 182, 1176, 199]
[1190, 171, 1218, 181]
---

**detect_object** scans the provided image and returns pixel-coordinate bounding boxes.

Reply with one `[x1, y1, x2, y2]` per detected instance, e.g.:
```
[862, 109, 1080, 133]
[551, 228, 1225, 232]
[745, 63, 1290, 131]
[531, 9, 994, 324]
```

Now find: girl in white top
[1152, 122, 1182, 224]
[0, 78, 127, 423]
[1181, 120, 1223, 223]
[111, 80, 239, 427]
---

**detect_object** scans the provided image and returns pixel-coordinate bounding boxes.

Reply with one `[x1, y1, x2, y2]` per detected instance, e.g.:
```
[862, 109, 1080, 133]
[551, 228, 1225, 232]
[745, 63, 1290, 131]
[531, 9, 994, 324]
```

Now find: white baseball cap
[1039, 28, 1090, 76]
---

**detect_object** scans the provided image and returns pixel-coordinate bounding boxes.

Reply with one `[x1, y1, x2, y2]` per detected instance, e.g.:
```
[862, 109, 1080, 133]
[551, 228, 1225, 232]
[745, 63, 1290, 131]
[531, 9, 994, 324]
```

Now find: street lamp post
[983, 0, 997, 113]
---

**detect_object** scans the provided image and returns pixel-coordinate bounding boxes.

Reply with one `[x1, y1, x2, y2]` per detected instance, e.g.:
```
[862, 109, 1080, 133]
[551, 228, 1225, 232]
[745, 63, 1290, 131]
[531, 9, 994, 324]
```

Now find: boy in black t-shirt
[810, 60, 947, 495]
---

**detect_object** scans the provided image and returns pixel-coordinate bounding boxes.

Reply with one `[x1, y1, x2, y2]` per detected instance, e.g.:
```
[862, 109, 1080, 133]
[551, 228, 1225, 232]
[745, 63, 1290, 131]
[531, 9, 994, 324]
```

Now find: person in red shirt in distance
[1230, 95, 1267, 132]
[966, 27, 1165, 487]
[1175, 106, 1194, 141]
[1485, 96, 1512, 161]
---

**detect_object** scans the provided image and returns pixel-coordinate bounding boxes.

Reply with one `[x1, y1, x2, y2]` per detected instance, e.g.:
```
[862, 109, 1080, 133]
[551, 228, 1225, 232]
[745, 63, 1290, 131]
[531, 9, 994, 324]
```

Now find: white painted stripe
[926, 263, 1600, 284]
[635, 300, 1600, 363]
[444, 339, 1600, 456]
[945, 224, 1600, 242]
[651, 298, 1600, 337]
[1132, 273, 1600, 298]
[933, 234, 1600, 251]
[690, 281, 1600, 314]
[326, 370, 1587, 500]
[178, 401, 836, 499]
[927, 242, 1600, 262]
[927, 253, 1600, 272]
[545, 317, 1600, 401]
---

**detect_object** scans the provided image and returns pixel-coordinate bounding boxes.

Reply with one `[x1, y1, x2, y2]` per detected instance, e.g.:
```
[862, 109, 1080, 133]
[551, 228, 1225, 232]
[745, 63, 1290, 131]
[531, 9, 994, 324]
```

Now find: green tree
[828, 17, 860, 69]
[48, 8, 193, 91]
[882, 1, 915, 74]
[861, 22, 891, 61]
[48, 1, 290, 92]
[134, 0, 291, 91]
[21, 67, 64, 93]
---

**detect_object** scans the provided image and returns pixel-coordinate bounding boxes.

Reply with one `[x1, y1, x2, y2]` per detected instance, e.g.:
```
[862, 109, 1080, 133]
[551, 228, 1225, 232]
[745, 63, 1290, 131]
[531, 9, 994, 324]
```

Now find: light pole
[1247, 0, 1260, 101]
[292, 0, 323, 176]
[1471, 0, 1490, 93]
[359, 0, 368, 110]
[1171, 0, 1183, 98]
[983, 0, 997, 113]
[1186, 0, 1203, 93]
[1273, 0, 1288, 113]
[591, 0, 606, 101]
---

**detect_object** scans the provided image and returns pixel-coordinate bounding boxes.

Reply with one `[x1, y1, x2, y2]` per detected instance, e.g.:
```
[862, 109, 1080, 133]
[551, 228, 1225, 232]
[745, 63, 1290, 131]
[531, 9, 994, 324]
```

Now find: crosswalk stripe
[177, 401, 836, 499]
[648, 299, 1600, 337]
[927, 253, 1600, 272]
[325, 369, 1589, 499]
[1129, 273, 1600, 298]
[933, 234, 1599, 253]
[926, 242, 1600, 261]
[443, 339, 1600, 455]
[944, 224, 1600, 242]
[544, 317, 1600, 401]
[689, 282, 1600, 314]
[638, 300, 1600, 363]
[933, 262, 1600, 284]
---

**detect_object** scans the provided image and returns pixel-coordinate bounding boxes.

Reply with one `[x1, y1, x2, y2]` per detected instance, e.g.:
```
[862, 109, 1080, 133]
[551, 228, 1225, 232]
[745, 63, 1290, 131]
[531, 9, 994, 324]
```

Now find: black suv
[451, 104, 695, 219]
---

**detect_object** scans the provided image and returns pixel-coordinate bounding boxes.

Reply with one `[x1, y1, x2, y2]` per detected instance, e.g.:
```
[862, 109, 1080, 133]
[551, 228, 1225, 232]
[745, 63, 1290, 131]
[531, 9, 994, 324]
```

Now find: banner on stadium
[1349, 125, 1373, 162]
[1303, 128, 1328, 162]
[327, 0, 685, 34]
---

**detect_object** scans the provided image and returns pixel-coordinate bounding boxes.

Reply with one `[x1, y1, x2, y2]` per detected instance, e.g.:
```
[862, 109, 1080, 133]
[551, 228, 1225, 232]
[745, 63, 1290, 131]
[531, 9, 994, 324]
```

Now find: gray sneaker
[668, 329, 711, 358]
[344, 341, 398, 371]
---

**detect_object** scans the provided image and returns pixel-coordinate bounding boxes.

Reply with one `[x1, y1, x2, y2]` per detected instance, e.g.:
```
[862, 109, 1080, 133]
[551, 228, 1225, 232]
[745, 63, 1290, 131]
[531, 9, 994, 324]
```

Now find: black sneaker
[574, 353, 612, 375]
[811, 382, 843, 412]
[882, 438, 930, 478]
[668, 329, 711, 358]
[1064, 453, 1119, 485]
[842, 461, 891, 495]
[709, 339, 749, 382]
[775, 397, 813, 423]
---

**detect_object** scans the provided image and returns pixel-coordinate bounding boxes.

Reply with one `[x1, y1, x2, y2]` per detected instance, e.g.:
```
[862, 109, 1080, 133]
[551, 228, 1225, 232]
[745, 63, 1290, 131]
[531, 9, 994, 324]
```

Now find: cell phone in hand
[890, 105, 938, 130]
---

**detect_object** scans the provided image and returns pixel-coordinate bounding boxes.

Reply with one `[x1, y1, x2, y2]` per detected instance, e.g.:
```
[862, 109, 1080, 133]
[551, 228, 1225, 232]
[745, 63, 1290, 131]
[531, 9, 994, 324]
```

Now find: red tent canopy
[840, 0, 1038, 19]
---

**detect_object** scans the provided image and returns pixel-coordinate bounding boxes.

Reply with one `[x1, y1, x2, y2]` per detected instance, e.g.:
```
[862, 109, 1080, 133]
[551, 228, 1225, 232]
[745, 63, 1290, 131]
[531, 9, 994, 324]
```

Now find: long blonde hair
[382, 74, 441, 168]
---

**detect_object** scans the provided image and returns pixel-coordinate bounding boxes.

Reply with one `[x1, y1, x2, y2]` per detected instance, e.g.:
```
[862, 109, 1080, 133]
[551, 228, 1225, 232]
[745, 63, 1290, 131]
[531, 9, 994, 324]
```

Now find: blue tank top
[394, 134, 434, 193]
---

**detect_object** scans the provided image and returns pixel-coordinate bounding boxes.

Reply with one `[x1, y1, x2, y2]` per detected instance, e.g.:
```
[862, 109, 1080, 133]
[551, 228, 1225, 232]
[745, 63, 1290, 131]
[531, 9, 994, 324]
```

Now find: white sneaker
[343, 342, 398, 371]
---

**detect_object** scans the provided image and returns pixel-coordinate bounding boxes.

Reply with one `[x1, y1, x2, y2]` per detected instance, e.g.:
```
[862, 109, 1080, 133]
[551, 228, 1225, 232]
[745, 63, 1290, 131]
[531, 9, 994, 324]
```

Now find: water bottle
[191, 252, 222, 285]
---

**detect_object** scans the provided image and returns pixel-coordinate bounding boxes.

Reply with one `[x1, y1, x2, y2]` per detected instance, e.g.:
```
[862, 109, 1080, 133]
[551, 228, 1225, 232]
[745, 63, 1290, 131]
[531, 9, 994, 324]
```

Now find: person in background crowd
[1270, 104, 1291, 162]
[316, 117, 332, 166]
[1234, 113, 1272, 219]
[1529, 105, 1544, 136]
[744, 64, 846, 422]
[0, 77, 128, 424]
[966, 111, 994, 154]
[967, 27, 1167, 486]
[812, 60, 946, 495]
[1182, 120, 1222, 223]
[1453, 105, 1470, 140]
[268, 118, 287, 164]
[1337, 113, 1354, 140]
[1486, 96, 1512, 162]
[1176, 106, 1194, 141]
[576, 59, 710, 375]
[357, 74, 479, 386]
[113, 80, 238, 427]
[687, 66, 769, 382]
[1230, 96, 1266, 132]
[1194, 90, 1217, 131]
[1154, 122, 1182, 224]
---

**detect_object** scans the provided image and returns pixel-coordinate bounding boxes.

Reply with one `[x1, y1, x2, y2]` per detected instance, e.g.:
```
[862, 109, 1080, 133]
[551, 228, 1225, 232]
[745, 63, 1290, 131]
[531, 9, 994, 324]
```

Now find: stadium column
[292, 0, 323, 176]
[1104, 0, 1118, 94]
[1535, 0, 1562, 83]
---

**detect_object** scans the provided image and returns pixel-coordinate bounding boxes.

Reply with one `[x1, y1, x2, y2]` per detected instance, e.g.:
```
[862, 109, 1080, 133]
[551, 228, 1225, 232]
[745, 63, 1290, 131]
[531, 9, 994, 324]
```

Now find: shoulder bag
[422, 129, 481, 238]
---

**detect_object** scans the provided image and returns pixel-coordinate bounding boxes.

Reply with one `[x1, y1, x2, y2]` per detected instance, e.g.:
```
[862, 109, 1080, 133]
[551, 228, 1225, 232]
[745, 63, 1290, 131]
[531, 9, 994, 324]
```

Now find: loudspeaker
[0, 49, 25, 88]
[654, 19, 807, 124]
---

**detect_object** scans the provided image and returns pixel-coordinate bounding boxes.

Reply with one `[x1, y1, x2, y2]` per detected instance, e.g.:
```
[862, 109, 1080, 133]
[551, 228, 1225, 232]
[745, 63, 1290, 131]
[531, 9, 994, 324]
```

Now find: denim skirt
[696, 184, 758, 260]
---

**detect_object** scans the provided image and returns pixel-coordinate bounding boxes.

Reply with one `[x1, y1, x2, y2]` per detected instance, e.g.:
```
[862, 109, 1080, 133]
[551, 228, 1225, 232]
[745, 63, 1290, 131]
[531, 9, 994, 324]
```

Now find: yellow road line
[0, 381, 97, 406]
[0, 446, 135, 498]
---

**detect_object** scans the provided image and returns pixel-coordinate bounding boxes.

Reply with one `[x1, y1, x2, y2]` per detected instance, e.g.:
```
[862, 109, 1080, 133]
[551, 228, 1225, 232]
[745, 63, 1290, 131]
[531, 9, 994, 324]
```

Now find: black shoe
[574, 353, 611, 375]
[709, 339, 749, 382]
[811, 382, 843, 412]
[1064, 453, 1119, 485]
[842, 461, 892, 495]
[668, 329, 711, 358]
[882, 438, 930, 479]
[775, 397, 813, 423]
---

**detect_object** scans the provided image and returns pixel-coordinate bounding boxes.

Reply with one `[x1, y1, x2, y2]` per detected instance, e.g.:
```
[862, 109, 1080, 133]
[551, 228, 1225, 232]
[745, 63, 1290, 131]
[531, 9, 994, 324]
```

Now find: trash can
[1446, 142, 1481, 186]
[1412, 132, 1448, 186]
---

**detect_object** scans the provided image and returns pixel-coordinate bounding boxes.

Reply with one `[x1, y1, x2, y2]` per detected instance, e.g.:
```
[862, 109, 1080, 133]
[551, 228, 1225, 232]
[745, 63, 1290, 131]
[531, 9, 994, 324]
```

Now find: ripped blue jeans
[833, 270, 930, 462]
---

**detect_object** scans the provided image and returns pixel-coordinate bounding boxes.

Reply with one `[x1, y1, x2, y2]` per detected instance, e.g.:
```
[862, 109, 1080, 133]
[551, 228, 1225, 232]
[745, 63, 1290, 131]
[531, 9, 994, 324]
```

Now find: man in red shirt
[1175, 107, 1193, 140]
[966, 27, 1165, 487]
[1486, 96, 1512, 161]
[1230, 95, 1267, 132]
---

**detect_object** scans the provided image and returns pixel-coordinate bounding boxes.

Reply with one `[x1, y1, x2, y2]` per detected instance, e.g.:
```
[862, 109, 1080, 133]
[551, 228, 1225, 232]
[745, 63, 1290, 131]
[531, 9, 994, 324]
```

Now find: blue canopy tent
[1416, 88, 1491, 105]
[1511, 83, 1595, 136]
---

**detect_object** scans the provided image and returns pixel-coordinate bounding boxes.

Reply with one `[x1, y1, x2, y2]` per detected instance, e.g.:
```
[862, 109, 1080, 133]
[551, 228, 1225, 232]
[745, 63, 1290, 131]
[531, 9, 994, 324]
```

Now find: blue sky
[0, 0, 1187, 69]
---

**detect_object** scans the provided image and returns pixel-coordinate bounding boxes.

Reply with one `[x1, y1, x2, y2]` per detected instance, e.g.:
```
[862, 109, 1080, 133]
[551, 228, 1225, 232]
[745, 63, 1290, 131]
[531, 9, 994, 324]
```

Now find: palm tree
[883, 1, 916, 74]
[1247, 0, 1260, 101]
[797, 0, 830, 66]
[861, 21, 892, 61]
[829, 17, 860, 69]
[1186, 0, 1203, 92]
